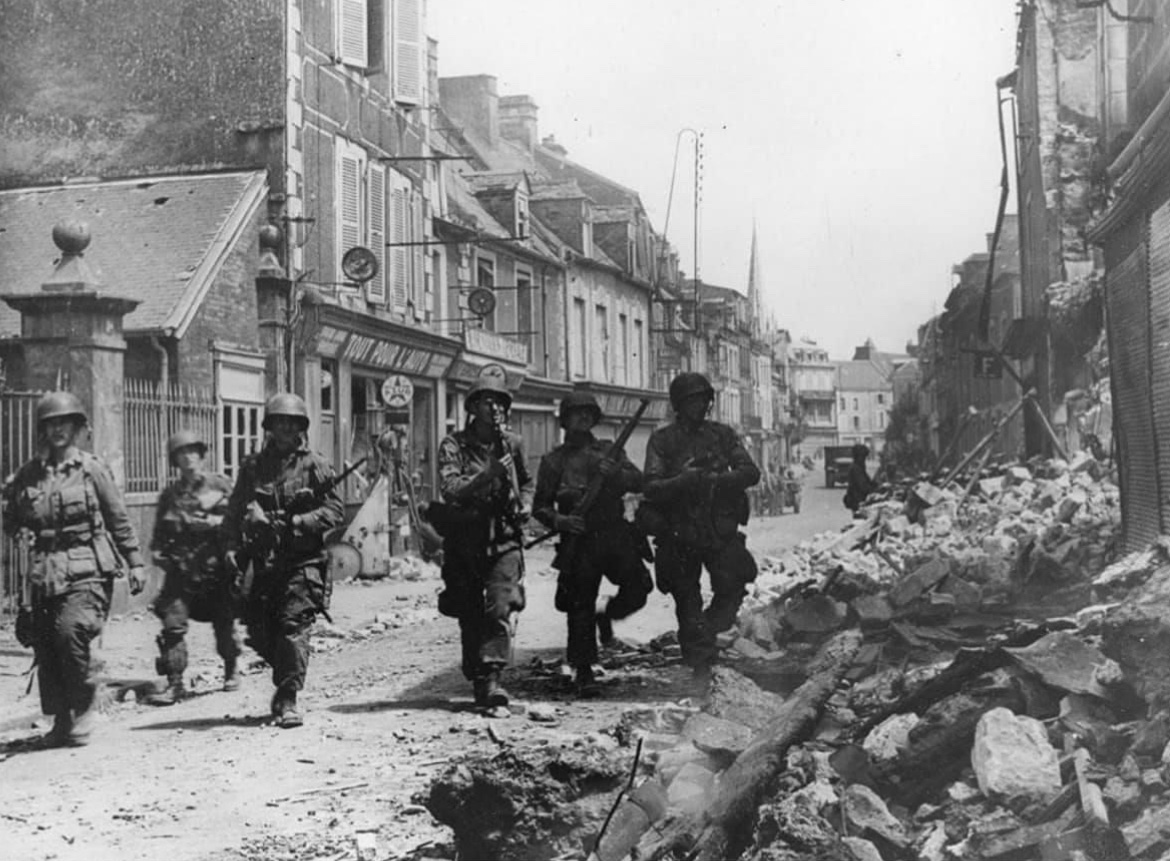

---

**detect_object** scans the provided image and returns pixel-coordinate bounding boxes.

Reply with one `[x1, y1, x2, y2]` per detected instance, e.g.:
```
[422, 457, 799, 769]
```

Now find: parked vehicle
[823, 445, 854, 488]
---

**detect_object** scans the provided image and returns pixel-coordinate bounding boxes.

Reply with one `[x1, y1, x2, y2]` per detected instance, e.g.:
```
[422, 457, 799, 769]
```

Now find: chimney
[541, 134, 567, 158]
[499, 95, 538, 153]
[438, 74, 498, 143]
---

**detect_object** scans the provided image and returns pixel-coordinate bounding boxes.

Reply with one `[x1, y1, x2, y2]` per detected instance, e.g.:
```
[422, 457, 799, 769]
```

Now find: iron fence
[1, 390, 45, 615]
[124, 378, 218, 494]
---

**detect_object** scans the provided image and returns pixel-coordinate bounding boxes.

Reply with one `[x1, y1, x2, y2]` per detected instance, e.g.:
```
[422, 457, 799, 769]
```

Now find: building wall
[0, 0, 284, 188]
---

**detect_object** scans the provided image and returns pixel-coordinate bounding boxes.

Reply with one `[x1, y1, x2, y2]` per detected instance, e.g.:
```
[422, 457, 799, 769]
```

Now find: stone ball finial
[258, 223, 283, 250]
[52, 219, 91, 255]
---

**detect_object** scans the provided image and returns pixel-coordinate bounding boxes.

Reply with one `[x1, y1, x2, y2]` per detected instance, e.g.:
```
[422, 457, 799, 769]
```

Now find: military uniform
[151, 469, 239, 697]
[642, 377, 760, 674]
[223, 439, 343, 710]
[436, 422, 532, 692]
[533, 427, 649, 681]
[3, 450, 144, 732]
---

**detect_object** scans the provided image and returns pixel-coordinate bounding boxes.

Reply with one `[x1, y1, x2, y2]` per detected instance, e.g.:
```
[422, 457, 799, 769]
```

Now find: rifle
[239, 457, 367, 568]
[526, 398, 651, 551]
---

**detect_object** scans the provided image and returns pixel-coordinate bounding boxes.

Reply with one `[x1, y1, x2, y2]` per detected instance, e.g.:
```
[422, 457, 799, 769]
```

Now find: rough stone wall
[0, 0, 284, 187]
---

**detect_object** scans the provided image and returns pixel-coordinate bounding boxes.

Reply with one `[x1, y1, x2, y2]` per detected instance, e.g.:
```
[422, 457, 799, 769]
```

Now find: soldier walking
[146, 430, 240, 705]
[434, 367, 532, 710]
[223, 394, 343, 728]
[533, 392, 650, 696]
[2, 392, 146, 746]
[640, 373, 760, 684]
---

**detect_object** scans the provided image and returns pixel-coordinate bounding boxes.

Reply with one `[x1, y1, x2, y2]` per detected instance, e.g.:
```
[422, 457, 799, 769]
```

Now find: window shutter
[339, 0, 369, 68]
[391, 177, 409, 313]
[366, 162, 387, 304]
[393, 0, 423, 105]
[412, 189, 425, 319]
[337, 144, 363, 284]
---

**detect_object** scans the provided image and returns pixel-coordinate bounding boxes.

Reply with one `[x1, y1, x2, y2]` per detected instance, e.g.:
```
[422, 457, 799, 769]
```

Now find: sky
[428, 0, 1021, 361]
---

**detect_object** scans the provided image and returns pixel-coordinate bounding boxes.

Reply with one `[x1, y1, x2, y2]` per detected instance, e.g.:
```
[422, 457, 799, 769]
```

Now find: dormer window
[515, 192, 529, 239]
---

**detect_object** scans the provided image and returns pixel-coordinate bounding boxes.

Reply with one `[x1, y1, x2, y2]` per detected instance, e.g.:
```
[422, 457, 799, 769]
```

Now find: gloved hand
[128, 566, 147, 596]
[598, 458, 619, 479]
[676, 466, 706, 490]
[554, 513, 586, 534]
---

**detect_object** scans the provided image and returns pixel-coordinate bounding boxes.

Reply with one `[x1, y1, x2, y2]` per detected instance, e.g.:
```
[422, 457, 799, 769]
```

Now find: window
[476, 256, 496, 331]
[573, 298, 587, 378]
[221, 403, 263, 482]
[594, 304, 610, 382]
[633, 319, 645, 388]
[853, 398, 859, 410]
[391, 0, 423, 105]
[841, 397, 846, 410]
[853, 416, 860, 431]
[338, 0, 369, 68]
[388, 170, 424, 317]
[618, 313, 629, 385]
[335, 137, 390, 305]
[517, 268, 535, 363]
[877, 393, 885, 405]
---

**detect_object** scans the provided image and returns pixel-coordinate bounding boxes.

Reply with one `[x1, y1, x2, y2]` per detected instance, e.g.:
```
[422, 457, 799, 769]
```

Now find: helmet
[668, 372, 714, 409]
[263, 393, 310, 429]
[36, 391, 87, 426]
[464, 366, 512, 412]
[558, 392, 602, 428]
[167, 430, 207, 464]
[852, 443, 870, 461]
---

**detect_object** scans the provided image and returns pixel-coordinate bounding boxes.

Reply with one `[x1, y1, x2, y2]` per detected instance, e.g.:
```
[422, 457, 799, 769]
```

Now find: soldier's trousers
[658, 533, 757, 670]
[556, 528, 651, 669]
[154, 575, 241, 678]
[243, 562, 326, 692]
[33, 586, 108, 718]
[452, 547, 525, 681]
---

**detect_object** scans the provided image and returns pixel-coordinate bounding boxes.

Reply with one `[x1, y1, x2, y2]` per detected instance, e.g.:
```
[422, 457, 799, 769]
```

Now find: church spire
[747, 220, 763, 336]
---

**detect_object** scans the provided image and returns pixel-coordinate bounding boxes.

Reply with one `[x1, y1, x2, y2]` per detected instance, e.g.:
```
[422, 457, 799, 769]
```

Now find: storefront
[304, 305, 460, 507]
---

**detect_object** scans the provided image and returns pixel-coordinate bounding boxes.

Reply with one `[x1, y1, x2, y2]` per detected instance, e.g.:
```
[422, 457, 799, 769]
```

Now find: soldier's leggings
[154, 574, 241, 677]
[244, 562, 326, 692]
[557, 528, 651, 669]
[33, 586, 109, 718]
[659, 533, 757, 669]
[453, 547, 526, 681]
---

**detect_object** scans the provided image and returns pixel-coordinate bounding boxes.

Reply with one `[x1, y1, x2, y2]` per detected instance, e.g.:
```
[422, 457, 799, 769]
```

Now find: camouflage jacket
[151, 471, 233, 584]
[437, 422, 533, 548]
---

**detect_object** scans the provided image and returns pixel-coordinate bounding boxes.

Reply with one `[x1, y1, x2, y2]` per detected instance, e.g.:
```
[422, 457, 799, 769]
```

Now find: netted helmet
[668, 372, 714, 410]
[558, 391, 602, 427]
[464, 365, 512, 412]
[167, 430, 207, 465]
[263, 393, 310, 430]
[36, 391, 87, 426]
[852, 443, 870, 461]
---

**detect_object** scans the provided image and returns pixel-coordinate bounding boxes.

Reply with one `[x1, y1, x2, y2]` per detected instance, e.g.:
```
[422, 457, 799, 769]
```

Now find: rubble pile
[421, 453, 1170, 860]
[742, 452, 1120, 644]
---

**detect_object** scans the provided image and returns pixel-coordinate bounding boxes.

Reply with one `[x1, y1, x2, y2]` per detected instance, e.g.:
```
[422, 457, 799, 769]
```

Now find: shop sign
[341, 334, 433, 375]
[381, 374, 414, 408]
[596, 393, 668, 421]
[463, 328, 529, 365]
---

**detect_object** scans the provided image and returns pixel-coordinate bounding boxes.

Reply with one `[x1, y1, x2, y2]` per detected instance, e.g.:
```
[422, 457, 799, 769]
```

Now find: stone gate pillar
[0, 220, 140, 484]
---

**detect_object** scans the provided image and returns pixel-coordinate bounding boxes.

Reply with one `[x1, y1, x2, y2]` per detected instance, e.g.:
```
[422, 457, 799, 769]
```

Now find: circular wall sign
[341, 246, 379, 283]
[467, 287, 497, 317]
[381, 373, 414, 409]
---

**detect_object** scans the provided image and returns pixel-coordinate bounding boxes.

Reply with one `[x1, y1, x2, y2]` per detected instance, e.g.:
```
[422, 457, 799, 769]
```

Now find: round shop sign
[381, 373, 414, 409]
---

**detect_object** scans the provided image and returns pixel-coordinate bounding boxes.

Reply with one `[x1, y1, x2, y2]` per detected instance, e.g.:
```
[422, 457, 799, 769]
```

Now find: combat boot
[482, 672, 509, 709]
[222, 658, 241, 692]
[272, 685, 303, 728]
[147, 675, 185, 706]
[42, 711, 73, 748]
[595, 610, 615, 650]
[69, 703, 97, 746]
[575, 665, 601, 699]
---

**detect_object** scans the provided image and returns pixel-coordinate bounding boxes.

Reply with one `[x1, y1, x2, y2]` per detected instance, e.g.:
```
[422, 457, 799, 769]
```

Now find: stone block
[842, 783, 910, 848]
[971, 707, 1061, 803]
[680, 712, 753, 761]
[841, 835, 883, 861]
[653, 743, 720, 786]
[888, 556, 950, 607]
[853, 594, 892, 628]
[862, 713, 919, 764]
[665, 761, 715, 815]
[784, 593, 847, 633]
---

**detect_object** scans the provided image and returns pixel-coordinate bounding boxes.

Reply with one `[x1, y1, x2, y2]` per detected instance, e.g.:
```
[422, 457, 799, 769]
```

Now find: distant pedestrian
[533, 392, 650, 696]
[147, 430, 240, 705]
[640, 373, 760, 686]
[223, 393, 343, 728]
[844, 443, 876, 516]
[2, 392, 146, 747]
[433, 366, 532, 710]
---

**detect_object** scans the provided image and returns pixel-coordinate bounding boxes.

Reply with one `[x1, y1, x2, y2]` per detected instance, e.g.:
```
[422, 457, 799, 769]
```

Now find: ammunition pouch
[423, 501, 481, 539]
